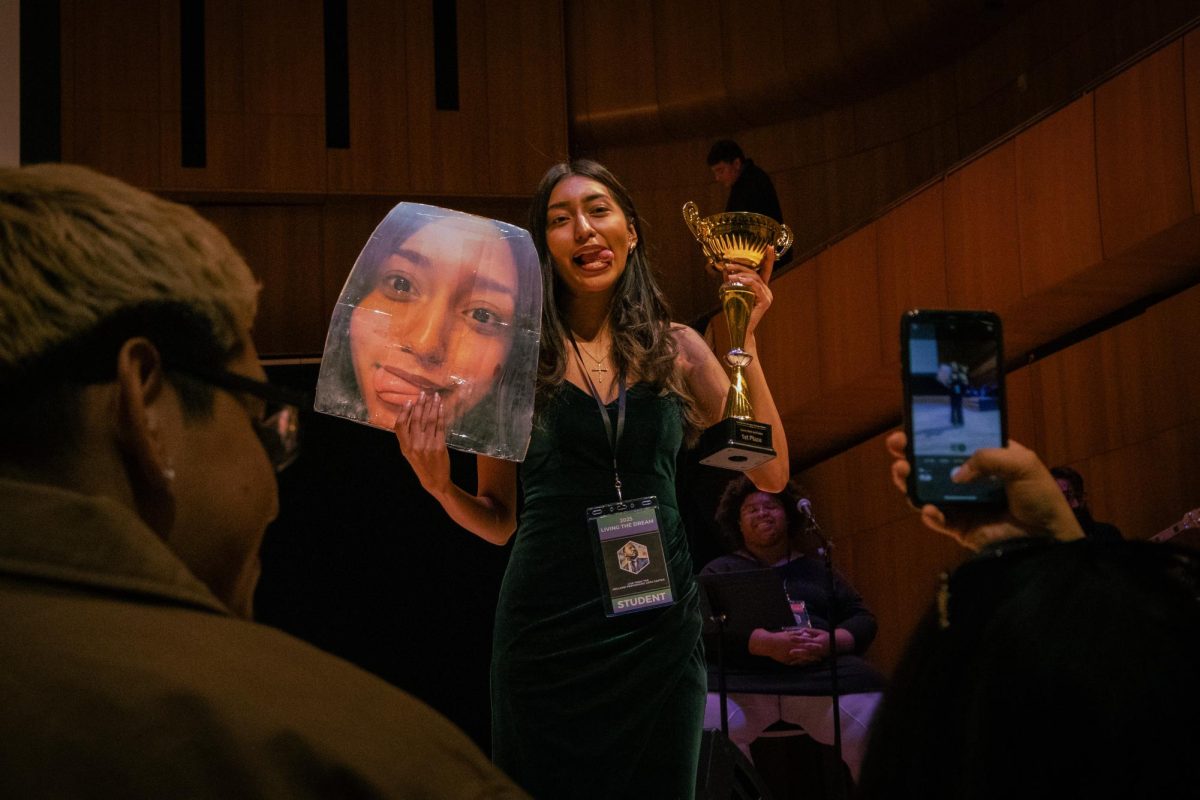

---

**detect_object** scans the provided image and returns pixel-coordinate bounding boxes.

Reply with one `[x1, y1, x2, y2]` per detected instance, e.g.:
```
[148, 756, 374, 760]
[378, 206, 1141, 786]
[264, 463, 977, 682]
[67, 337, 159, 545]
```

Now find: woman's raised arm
[673, 286, 790, 494]
[394, 391, 519, 545]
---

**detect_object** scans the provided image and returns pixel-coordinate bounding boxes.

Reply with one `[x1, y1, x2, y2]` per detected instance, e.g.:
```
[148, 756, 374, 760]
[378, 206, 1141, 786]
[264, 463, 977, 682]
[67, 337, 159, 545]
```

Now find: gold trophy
[683, 201, 792, 471]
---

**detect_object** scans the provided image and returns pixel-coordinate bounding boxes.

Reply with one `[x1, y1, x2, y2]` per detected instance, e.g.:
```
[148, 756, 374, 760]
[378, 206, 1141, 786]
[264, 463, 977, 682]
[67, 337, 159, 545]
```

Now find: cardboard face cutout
[315, 203, 541, 461]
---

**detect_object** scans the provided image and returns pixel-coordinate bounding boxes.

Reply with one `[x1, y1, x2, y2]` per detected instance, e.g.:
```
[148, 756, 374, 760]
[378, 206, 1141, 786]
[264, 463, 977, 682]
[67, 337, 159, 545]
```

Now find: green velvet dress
[491, 383, 706, 798]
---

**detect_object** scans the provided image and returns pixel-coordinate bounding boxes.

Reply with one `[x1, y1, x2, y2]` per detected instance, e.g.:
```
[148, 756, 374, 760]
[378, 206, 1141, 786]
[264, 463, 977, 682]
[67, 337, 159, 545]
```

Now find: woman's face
[349, 218, 519, 429]
[739, 491, 788, 550]
[544, 175, 638, 301]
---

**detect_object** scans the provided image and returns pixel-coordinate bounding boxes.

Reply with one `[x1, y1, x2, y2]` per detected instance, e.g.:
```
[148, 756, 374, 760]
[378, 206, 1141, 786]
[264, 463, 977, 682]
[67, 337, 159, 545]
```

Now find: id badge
[587, 496, 676, 617]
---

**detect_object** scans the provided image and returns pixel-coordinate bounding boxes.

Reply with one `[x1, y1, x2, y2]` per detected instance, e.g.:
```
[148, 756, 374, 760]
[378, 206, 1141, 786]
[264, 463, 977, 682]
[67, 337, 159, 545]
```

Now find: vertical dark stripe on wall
[19, 0, 62, 164]
[432, 0, 459, 111]
[179, 0, 206, 168]
[324, 0, 350, 148]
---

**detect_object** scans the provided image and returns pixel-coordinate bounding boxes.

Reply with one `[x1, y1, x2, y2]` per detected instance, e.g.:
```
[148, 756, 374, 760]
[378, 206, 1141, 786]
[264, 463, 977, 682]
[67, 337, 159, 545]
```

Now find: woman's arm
[674, 259, 790, 492]
[394, 391, 519, 545]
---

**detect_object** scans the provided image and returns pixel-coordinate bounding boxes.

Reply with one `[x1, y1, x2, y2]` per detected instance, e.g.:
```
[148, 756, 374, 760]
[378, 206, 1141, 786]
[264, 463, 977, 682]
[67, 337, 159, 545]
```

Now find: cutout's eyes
[379, 271, 415, 300]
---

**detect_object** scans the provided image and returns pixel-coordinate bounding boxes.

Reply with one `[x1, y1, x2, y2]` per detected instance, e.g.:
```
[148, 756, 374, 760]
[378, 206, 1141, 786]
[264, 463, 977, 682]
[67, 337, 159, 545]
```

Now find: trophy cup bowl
[682, 201, 792, 471]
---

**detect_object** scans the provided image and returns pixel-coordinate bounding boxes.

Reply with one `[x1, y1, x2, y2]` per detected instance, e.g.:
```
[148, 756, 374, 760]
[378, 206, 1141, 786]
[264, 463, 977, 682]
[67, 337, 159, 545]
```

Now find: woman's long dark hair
[527, 160, 703, 443]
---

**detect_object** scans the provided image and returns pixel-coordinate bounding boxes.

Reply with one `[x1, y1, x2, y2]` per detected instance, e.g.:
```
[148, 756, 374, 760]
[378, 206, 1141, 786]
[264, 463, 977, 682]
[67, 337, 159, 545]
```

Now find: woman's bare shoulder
[670, 322, 707, 353]
[670, 322, 722, 377]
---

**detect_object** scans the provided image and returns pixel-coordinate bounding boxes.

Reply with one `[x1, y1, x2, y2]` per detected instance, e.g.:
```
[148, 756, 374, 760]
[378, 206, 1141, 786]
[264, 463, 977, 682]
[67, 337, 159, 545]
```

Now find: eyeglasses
[172, 365, 308, 472]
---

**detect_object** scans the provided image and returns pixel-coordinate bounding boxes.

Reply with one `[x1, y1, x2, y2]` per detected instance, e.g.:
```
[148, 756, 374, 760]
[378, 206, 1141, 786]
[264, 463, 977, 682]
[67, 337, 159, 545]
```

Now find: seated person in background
[0, 164, 525, 799]
[1050, 464, 1123, 541]
[700, 476, 885, 784]
[860, 433, 1199, 799]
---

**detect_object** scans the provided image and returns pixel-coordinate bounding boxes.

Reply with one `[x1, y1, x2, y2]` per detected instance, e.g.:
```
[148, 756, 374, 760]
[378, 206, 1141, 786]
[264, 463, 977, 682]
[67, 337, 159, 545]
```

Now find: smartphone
[900, 309, 1007, 508]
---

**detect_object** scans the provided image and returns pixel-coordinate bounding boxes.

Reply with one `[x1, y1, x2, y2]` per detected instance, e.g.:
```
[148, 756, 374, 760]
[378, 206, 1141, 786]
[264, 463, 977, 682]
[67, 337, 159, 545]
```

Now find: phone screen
[902, 310, 1006, 507]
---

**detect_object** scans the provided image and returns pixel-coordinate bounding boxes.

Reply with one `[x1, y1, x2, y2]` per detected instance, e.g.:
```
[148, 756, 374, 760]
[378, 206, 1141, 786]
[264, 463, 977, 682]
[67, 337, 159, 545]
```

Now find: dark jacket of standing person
[872, 432, 1199, 799]
[707, 139, 791, 268]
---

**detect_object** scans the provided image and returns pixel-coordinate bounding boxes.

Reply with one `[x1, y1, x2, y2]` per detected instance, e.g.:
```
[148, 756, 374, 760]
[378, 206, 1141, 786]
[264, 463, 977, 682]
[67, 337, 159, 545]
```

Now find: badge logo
[616, 540, 650, 575]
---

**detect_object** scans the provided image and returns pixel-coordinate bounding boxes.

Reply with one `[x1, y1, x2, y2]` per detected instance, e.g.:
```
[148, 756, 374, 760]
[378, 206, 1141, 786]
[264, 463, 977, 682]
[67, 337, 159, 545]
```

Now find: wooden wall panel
[162, 0, 243, 190]
[1003, 367, 1039, 450]
[875, 184, 948, 370]
[1015, 95, 1103, 297]
[1032, 282, 1200, 468]
[1029, 332, 1127, 468]
[1135, 285, 1200, 433]
[1083, 422, 1200, 544]
[403, 0, 491, 195]
[1186, 28, 1200, 216]
[326, 1, 410, 193]
[844, 512, 966, 675]
[162, 0, 326, 192]
[650, 0, 731, 138]
[483, 0, 568, 195]
[716, 0, 802, 127]
[60, 0, 162, 187]
[757, 263, 821, 413]
[198, 204, 328, 356]
[943, 141, 1024, 335]
[567, 0, 663, 147]
[780, 162, 834, 263]
[1094, 40, 1191, 259]
[816, 225, 880, 388]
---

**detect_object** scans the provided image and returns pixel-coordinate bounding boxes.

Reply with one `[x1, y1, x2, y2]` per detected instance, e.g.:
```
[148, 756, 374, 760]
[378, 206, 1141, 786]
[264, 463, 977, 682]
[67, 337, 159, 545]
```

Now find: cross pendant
[590, 364, 609, 374]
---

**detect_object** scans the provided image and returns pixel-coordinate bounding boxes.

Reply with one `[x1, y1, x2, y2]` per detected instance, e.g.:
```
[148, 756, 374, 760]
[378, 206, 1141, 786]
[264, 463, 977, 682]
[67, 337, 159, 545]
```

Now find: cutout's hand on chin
[394, 391, 451, 497]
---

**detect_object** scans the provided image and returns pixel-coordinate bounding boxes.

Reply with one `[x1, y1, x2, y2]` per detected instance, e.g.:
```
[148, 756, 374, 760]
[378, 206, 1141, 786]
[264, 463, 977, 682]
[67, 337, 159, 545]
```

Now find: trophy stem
[723, 365, 754, 420]
[720, 282, 755, 354]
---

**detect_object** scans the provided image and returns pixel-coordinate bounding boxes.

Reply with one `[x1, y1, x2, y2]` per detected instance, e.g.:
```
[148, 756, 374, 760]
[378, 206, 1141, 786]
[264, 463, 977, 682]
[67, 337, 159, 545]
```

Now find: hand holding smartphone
[900, 310, 1007, 508]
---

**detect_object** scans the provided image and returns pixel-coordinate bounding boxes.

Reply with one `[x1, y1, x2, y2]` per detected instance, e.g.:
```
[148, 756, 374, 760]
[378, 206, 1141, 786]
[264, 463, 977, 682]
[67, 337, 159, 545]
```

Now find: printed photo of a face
[315, 204, 542, 461]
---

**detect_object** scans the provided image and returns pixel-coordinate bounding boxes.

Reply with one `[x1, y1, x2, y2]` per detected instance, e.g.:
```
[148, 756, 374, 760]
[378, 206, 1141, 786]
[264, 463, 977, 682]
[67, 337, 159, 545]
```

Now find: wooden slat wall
[61, 0, 162, 187]
[681, 32, 1200, 678]
[59, 0, 568, 356]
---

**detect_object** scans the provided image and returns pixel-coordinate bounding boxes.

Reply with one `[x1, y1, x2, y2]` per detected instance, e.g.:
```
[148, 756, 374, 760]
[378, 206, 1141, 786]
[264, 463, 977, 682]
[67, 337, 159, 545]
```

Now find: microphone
[797, 498, 814, 520]
[797, 498, 829, 554]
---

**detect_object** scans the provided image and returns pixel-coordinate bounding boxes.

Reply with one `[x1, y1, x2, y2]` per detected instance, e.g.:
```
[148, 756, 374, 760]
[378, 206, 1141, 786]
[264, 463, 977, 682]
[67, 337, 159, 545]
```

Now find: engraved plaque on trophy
[683, 201, 793, 471]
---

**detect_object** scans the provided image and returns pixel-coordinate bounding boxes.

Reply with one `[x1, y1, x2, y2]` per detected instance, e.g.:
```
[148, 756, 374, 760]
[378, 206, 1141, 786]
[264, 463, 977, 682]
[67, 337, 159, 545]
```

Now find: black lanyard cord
[568, 334, 626, 502]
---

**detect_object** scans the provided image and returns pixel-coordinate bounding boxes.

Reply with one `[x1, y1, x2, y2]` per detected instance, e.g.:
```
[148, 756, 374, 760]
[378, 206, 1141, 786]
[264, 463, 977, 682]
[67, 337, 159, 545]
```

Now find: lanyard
[569, 334, 627, 502]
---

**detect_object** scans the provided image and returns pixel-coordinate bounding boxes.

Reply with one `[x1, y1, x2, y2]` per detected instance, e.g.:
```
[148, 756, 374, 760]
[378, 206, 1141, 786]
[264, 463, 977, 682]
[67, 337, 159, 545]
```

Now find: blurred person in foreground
[856, 432, 1200, 799]
[0, 164, 524, 799]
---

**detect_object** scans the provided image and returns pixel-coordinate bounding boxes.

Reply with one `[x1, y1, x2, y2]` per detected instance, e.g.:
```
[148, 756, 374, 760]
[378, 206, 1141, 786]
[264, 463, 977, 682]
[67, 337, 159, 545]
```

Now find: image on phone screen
[903, 311, 1006, 506]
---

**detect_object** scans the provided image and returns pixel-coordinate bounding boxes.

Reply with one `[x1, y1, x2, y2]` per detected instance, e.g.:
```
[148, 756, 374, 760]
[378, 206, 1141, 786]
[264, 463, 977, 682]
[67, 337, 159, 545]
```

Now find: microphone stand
[713, 610, 730, 738]
[806, 509, 845, 799]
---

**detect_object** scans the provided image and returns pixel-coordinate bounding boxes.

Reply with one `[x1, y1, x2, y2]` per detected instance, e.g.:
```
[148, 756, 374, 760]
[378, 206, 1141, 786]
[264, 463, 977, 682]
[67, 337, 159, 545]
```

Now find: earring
[162, 467, 176, 483]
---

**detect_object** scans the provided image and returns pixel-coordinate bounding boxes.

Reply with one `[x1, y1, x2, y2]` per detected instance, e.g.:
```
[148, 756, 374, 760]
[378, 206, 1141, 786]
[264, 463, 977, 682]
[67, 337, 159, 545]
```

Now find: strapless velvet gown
[491, 383, 706, 799]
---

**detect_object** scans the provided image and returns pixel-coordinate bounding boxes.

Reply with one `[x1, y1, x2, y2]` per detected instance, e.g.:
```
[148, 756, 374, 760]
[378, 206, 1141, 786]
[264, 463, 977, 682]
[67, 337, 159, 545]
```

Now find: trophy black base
[698, 418, 776, 472]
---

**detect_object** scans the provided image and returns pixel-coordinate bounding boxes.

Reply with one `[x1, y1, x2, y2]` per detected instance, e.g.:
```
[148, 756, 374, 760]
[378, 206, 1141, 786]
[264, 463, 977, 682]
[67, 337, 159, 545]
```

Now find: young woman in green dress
[395, 160, 789, 798]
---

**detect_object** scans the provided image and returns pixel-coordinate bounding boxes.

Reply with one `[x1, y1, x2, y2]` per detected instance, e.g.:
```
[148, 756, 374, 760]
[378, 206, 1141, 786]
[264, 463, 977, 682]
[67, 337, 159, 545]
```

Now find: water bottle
[785, 586, 811, 629]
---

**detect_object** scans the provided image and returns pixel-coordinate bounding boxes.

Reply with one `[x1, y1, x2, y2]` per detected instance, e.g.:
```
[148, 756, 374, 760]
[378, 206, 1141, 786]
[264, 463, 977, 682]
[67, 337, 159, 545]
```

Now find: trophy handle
[682, 201, 705, 239]
[774, 223, 794, 258]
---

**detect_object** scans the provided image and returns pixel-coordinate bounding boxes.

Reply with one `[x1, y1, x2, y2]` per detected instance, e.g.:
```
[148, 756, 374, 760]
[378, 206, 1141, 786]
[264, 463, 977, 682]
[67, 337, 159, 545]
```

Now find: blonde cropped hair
[0, 164, 258, 370]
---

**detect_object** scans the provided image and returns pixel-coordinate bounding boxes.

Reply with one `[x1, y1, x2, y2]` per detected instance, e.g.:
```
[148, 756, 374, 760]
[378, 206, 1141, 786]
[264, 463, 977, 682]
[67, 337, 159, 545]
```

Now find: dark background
[256, 362, 734, 751]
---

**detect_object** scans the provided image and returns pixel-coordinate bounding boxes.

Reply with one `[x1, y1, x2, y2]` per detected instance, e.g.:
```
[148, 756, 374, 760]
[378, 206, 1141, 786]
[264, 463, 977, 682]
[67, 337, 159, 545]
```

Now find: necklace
[573, 337, 611, 376]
